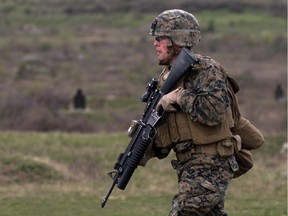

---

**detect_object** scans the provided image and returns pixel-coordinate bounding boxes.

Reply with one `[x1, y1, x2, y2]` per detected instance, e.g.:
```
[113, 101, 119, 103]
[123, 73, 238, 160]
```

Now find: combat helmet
[149, 9, 201, 48]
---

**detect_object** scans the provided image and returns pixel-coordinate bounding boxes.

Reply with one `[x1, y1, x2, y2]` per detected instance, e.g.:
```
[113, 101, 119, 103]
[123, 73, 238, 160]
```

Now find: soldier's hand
[156, 87, 184, 112]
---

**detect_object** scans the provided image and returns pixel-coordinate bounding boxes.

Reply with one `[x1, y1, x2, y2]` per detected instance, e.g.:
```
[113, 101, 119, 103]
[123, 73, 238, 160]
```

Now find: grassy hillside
[0, 2, 286, 215]
[0, 132, 286, 215]
[0, 0, 286, 135]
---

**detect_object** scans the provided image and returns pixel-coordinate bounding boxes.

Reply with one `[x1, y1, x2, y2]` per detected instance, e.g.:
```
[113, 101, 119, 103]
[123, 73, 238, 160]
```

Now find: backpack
[227, 75, 260, 178]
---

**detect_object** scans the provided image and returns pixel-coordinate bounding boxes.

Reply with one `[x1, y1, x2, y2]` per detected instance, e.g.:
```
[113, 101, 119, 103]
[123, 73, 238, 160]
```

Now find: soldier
[139, 9, 264, 215]
[73, 88, 86, 110]
[274, 84, 285, 101]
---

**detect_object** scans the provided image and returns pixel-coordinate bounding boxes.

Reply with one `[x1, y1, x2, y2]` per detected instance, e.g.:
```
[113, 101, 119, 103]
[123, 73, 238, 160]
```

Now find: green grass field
[0, 2, 286, 215]
[0, 132, 286, 216]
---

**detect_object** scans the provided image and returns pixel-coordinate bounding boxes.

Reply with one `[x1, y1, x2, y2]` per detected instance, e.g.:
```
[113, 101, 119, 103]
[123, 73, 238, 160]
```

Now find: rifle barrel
[101, 178, 117, 208]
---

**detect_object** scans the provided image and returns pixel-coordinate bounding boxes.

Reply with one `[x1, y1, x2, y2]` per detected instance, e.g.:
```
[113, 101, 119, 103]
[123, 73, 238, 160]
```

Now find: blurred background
[0, 0, 286, 135]
[0, 1, 286, 215]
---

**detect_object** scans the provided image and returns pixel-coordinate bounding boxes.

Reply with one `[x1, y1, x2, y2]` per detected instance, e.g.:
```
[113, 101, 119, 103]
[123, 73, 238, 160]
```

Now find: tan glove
[157, 87, 184, 112]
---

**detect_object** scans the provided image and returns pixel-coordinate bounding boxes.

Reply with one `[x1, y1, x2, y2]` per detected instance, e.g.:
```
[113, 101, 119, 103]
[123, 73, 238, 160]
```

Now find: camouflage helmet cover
[149, 9, 201, 47]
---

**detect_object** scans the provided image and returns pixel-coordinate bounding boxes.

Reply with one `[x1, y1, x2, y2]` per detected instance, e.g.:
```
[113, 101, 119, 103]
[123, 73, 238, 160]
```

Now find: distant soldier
[73, 88, 86, 109]
[274, 84, 285, 101]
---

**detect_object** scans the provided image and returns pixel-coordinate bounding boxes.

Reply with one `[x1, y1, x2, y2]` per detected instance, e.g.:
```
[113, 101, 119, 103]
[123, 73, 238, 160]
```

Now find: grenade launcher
[101, 48, 196, 208]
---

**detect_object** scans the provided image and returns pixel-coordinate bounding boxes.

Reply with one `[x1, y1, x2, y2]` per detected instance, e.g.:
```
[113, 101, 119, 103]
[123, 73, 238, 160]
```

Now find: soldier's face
[153, 36, 172, 65]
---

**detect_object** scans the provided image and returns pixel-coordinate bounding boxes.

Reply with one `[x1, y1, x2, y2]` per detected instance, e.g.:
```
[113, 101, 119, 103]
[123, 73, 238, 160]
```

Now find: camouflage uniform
[169, 154, 233, 216]
[179, 55, 230, 126]
[156, 55, 238, 216]
[141, 9, 263, 216]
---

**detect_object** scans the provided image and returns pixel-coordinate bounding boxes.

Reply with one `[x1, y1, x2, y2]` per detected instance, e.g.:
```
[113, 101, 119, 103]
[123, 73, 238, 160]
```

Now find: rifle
[101, 48, 197, 208]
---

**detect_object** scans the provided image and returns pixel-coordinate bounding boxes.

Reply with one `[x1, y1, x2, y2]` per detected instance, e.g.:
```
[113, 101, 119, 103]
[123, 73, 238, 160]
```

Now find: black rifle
[101, 48, 197, 208]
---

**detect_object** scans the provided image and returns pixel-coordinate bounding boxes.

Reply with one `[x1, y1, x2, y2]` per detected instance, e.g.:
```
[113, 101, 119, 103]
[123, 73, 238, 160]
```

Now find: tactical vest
[155, 108, 234, 147]
[154, 56, 235, 149]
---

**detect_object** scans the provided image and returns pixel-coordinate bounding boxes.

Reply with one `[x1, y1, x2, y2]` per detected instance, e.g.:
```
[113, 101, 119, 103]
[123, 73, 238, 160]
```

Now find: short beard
[158, 58, 170, 65]
[158, 47, 175, 65]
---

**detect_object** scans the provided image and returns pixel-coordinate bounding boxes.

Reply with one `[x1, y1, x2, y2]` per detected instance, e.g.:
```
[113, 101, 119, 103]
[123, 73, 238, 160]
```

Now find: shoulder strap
[226, 75, 241, 126]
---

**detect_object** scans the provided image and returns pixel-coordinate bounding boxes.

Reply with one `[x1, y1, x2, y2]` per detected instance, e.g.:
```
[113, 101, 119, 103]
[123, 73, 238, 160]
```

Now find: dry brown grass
[0, 1, 286, 135]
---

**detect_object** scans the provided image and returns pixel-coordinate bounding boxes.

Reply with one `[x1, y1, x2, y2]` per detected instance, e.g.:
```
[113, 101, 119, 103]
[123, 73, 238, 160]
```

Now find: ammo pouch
[174, 135, 241, 163]
[216, 135, 241, 157]
[234, 149, 254, 178]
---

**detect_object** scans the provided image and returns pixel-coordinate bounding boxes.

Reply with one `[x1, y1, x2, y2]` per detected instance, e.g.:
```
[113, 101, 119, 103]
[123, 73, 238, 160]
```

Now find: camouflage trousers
[169, 154, 237, 216]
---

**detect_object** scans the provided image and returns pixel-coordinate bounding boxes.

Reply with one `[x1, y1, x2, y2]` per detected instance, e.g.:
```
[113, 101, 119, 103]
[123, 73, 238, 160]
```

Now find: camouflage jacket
[179, 54, 230, 126]
[139, 54, 232, 166]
